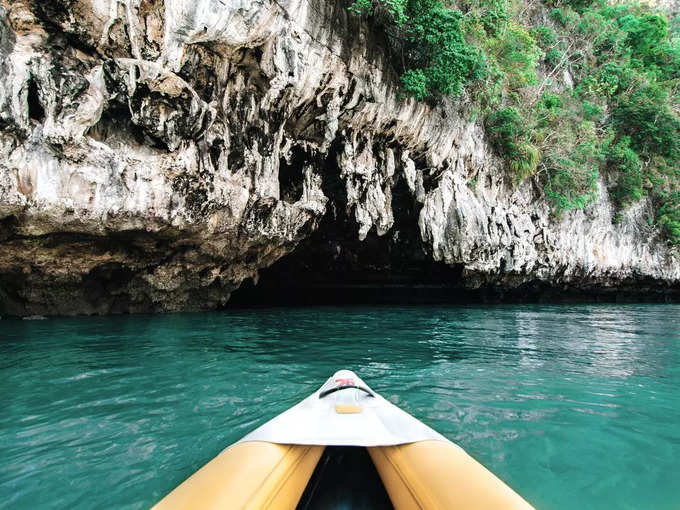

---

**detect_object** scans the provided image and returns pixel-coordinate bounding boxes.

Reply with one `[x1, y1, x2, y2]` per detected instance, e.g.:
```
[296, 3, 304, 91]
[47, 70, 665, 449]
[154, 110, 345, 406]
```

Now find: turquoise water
[1, 304, 679, 509]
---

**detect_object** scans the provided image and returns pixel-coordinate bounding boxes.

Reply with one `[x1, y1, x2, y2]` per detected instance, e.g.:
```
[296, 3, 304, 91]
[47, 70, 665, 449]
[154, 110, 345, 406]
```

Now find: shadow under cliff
[227, 256, 680, 306]
[228, 143, 680, 307]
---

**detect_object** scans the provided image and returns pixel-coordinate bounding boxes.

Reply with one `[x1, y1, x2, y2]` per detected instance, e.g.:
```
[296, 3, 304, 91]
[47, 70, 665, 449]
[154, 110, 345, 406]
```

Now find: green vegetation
[349, 0, 485, 99]
[486, 107, 540, 181]
[347, 0, 680, 246]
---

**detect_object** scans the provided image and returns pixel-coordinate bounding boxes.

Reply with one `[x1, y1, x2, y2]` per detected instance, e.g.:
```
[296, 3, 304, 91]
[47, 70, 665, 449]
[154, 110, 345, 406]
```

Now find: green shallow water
[1, 304, 679, 509]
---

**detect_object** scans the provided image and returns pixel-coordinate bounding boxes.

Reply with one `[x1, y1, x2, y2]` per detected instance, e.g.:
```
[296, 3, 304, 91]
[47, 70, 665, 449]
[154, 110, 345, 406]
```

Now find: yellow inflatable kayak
[153, 370, 534, 510]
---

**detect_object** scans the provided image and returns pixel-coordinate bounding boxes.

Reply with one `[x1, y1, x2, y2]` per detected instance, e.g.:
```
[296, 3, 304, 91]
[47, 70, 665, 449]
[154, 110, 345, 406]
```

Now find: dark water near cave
[1, 304, 679, 509]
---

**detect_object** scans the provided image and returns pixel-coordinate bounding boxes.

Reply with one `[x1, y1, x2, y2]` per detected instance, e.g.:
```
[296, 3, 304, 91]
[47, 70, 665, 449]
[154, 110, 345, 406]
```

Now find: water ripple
[1, 304, 679, 509]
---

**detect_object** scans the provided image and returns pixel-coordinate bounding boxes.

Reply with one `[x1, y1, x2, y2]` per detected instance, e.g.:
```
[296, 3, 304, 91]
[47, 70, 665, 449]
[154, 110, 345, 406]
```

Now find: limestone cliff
[0, 0, 678, 316]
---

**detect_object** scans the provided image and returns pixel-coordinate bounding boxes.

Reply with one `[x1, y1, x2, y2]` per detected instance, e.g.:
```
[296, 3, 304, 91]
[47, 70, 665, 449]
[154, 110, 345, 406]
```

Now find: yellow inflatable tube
[153, 442, 323, 510]
[154, 440, 532, 510]
[369, 441, 532, 510]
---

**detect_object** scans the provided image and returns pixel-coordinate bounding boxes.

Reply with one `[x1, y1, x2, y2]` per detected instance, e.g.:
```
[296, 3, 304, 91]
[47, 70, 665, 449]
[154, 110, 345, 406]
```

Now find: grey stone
[0, 0, 677, 315]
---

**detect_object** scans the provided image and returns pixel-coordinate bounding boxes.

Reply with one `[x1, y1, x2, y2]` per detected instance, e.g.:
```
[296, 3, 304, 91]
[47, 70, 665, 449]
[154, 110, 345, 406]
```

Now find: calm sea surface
[1, 304, 679, 509]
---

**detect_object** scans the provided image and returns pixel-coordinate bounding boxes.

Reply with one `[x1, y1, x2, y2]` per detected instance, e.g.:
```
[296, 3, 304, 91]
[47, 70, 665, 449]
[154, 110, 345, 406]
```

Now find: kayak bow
[153, 370, 534, 510]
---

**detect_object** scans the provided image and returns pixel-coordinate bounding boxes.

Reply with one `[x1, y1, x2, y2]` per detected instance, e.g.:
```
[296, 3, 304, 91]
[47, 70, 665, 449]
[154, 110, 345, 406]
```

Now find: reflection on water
[1, 304, 679, 509]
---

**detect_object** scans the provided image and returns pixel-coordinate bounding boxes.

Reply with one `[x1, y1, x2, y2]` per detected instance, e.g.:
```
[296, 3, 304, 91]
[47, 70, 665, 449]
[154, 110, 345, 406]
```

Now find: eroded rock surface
[0, 0, 678, 316]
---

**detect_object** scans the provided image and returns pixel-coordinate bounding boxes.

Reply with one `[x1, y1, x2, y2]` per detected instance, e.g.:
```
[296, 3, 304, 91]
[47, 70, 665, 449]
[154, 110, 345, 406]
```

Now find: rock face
[0, 0, 678, 316]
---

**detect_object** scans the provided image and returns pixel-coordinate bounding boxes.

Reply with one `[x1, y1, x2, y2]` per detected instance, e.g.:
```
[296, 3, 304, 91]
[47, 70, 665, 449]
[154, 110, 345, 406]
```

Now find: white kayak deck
[236, 370, 446, 447]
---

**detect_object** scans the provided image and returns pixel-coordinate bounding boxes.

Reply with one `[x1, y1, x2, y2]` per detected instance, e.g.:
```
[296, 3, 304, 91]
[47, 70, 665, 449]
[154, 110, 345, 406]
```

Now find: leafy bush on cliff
[495, 0, 680, 241]
[613, 84, 680, 162]
[607, 137, 644, 207]
[349, 0, 485, 99]
[657, 192, 680, 245]
[486, 107, 540, 180]
[485, 24, 543, 89]
[348, 0, 680, 246]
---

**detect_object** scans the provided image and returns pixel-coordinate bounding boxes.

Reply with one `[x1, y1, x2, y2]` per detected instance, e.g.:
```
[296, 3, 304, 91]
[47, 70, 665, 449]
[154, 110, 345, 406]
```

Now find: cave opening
[27, 78, 45, 123]
[0, 215, 18, 242]
[209, 138, 224, 170]
[88, 102, 170, 151]
[228, 141, 470, 306]
[279, 146, 307, 204]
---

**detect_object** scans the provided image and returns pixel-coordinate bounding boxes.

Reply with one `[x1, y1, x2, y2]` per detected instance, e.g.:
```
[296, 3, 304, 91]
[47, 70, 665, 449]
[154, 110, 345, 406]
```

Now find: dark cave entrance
[279, 146, 307, 204]
[27, 78, 45, 123]
[228, 264, 469, 307]
[228, 141, 471, 306]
